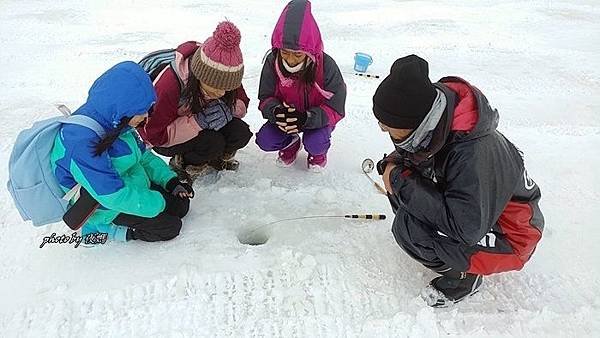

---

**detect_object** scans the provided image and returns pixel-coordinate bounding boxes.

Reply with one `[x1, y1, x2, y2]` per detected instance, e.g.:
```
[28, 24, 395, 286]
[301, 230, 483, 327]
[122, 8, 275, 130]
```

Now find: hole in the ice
[237, 229, 269, 246]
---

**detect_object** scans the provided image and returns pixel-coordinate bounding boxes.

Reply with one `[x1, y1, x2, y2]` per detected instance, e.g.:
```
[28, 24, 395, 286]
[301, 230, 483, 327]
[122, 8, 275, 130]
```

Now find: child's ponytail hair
[181, 69, 205, 115]
[93, 117, 131, 156]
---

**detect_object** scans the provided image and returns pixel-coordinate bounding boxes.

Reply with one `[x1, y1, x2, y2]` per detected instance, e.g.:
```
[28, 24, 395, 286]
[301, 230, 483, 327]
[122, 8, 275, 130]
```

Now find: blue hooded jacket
[50, 61, 177, 241]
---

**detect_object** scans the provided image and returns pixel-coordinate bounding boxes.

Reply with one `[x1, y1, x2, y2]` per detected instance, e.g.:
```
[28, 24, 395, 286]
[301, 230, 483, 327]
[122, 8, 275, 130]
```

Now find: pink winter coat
[138, 41, 250, 147]
[258, 0, 346, 129]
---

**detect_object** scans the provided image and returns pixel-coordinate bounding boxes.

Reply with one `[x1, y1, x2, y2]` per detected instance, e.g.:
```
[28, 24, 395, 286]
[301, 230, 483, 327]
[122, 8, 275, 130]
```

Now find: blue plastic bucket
[354, 52, 373, 73]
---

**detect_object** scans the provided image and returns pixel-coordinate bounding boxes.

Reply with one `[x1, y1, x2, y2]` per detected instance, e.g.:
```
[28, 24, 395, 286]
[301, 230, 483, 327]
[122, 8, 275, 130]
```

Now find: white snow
[1, 0, 599, 336]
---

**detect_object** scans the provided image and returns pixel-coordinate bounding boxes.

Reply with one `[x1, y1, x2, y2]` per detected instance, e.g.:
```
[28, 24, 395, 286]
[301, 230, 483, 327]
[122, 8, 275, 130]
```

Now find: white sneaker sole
[276, 157, 296, 168]
[307, 164, 326, 173]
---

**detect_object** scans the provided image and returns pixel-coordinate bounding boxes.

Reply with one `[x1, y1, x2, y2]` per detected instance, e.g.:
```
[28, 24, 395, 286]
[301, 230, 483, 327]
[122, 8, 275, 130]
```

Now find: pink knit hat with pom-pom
[191, 21, 244, 91]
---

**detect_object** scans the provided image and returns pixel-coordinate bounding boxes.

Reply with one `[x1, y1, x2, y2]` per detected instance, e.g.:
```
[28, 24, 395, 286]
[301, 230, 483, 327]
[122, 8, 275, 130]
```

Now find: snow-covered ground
[1, 0, 599, 336]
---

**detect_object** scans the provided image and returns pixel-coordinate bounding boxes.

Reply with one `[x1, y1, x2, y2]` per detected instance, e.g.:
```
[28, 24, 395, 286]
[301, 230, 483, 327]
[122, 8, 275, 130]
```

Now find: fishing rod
[239, 160, 389, 245]
[342, 71, 381, 79]
[239, 213, 387, 245]
[353, 72, 380, 79]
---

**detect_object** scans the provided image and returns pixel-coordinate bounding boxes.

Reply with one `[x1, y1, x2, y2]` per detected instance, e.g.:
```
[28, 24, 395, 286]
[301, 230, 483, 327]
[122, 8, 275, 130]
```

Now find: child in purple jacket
[256, 0, 346, 171]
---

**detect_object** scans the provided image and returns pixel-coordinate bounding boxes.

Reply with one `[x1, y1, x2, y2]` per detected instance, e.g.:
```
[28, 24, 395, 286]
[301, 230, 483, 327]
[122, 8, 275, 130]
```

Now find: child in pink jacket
[138, 22, 252, 181]
[256, 0, 346, 171]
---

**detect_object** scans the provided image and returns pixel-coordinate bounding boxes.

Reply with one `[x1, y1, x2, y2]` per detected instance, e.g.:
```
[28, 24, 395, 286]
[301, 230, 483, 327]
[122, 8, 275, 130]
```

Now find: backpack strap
[139, 48, 175, 73]
[62, 184, 81, 202]
[58, 115, 106, 203]
[150, 59, 184, 92]
[139, 48, 185, 92]
[170, 59, 185, 91]
[61, 115, 106, 138]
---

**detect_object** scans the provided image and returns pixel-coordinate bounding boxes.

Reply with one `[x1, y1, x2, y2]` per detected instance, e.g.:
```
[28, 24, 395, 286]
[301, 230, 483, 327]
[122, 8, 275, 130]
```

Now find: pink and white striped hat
[191, 21, 244, 91]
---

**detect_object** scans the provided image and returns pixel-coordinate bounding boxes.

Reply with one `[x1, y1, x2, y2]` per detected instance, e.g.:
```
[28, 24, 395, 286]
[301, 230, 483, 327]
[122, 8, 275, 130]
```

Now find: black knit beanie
[373, 55, 437, 129]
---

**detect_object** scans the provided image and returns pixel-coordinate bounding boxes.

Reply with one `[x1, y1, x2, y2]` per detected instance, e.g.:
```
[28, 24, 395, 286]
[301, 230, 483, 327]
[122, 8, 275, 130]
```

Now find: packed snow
[1, 0, 599, 336]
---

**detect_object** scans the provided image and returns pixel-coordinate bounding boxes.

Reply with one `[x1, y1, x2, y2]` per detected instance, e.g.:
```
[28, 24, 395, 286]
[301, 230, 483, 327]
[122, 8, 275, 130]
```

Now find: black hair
[274, 48, 316, 84]
[93, 117, 131, 156]
[180, 60, 237, 115]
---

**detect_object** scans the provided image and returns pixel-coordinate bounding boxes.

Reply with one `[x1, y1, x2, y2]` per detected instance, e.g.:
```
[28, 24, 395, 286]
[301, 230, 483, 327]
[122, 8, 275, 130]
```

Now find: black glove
[377, 151, 404, 175]
[273, 105, 288, 124]
[273, 104, 301, 134]
[166, 178, 195, 199]
[285, 110, 307, 132]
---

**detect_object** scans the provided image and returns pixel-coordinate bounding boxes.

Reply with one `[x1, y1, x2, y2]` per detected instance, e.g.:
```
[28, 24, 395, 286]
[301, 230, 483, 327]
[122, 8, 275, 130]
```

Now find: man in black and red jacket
[373, 55, 544, 307]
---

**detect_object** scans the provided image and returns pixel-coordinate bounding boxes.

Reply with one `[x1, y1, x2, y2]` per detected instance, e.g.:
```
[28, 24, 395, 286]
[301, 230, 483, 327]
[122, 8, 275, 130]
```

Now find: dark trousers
[154, 118, 252, 165]
[390, 201, 521, 276]
[113, 185, 190, 242]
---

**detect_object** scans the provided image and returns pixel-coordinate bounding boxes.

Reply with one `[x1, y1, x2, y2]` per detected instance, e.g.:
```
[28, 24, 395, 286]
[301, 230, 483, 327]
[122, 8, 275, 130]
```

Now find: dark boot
[169, 155, 190, 182]
[184, 163, 211, 182]
[421, 272, 483, 307]
[208, 151, 240, 171]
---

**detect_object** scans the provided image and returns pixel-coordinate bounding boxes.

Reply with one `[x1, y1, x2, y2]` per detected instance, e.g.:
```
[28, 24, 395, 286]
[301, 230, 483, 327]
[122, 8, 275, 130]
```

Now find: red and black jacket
[388, 77, 544, 275]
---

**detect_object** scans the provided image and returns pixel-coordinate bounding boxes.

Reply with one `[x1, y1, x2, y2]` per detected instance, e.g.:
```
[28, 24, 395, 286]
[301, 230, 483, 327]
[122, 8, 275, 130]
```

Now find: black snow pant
[391, 205, 469, 276]
[113, 184, 190, 242]
[389, 194, 524, 276]
[154, 118, 252, 166]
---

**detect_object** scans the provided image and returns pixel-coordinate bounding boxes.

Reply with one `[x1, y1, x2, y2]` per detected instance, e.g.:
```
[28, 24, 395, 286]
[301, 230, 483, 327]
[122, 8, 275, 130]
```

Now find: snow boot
[209, 159, 240, 171]
[169, 154, 190, 181]
[209, 151, 240, 171]
[184, 163, 211, 183]
[421, 272, 483, 307]
[276, 135, 301, 167]
[307, 153, 327, 172]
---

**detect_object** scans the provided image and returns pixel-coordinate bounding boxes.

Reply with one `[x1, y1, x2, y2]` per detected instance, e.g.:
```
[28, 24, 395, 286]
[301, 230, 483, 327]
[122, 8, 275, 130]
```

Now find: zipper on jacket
[303, 85, 309, 113]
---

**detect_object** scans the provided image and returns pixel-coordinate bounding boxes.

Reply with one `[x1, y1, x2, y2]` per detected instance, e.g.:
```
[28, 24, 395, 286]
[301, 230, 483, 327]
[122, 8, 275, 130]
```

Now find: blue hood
[75, 61, 156, 130]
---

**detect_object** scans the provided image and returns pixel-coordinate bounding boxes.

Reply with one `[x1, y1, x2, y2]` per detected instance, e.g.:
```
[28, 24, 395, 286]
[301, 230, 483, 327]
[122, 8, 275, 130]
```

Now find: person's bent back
[50, 61, 194, 243]
[374, 55, 544, 307]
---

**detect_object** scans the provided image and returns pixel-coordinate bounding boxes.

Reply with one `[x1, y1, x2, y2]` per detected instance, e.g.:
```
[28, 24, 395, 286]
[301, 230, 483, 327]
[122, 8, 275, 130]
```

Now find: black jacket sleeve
[389, 146, 517, 246]
[258, 53, 281, 123]
[304, 54, 347, 129]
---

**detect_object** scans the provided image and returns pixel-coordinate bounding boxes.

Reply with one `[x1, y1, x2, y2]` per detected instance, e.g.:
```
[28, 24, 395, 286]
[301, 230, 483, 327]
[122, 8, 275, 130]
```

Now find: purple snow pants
[255, 122, 332, 155]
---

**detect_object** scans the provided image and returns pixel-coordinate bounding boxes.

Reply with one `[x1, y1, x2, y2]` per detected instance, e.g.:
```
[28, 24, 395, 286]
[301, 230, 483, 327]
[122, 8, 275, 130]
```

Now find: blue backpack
[6, 106, 105, 226]
[138, 48, 184, 88]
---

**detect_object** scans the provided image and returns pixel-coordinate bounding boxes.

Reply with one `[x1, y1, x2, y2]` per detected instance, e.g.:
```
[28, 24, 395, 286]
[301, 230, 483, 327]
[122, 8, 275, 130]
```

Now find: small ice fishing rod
[241, 213, 387, 244]
[343, 71, 381, 79]
[353, 72, 380, 79]
[344, 214, 386, 220]
[252, 214, 386, 229]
